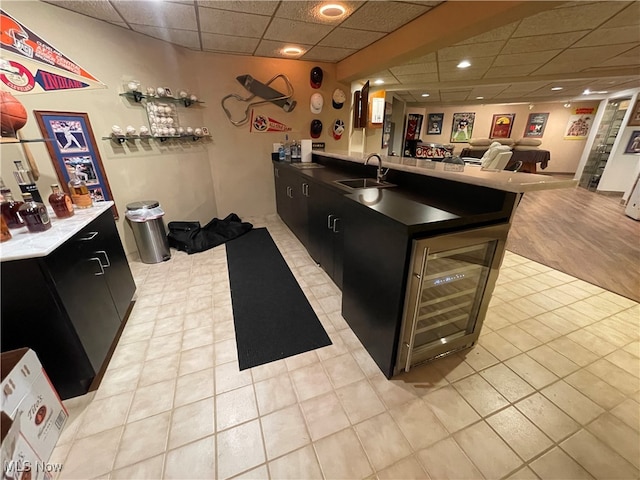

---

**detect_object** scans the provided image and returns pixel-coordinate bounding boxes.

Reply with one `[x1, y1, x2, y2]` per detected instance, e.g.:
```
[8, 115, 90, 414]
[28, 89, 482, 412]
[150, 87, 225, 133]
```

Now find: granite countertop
[313, 151, 577, 193]
[1, 202, 114, 262]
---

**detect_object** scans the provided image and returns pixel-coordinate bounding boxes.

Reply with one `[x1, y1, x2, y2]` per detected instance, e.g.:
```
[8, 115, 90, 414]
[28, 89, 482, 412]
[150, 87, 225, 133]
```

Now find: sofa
[460, 138, 550, 173]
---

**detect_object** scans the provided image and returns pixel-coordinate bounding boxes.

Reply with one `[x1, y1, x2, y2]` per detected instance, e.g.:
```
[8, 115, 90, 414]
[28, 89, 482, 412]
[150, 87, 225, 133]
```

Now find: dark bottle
[18, 193, 51, 233]
[1, 191, 25, 229]
[13, 160, 43, 203]
[0, 216, 11, 242]
[48, 184, 74, 219]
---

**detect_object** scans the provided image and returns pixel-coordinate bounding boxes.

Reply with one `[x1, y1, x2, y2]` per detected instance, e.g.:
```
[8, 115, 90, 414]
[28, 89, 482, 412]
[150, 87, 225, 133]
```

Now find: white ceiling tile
[130, 24, 201, 49]
[319, 27, 385, 49]
[406, 53, 437, 64]
[592, 46, 640, 68]
[440, 90, 472, 101]
[513, 2, 629, 37]
[483, 64, 540, 78]
[533, 60, 597, 76]
[390, 63, 437, 76]
[264, 18, 334, 44]
[470, 85, 510, 96]
[545, 43, 637, 64]
[111, 1, 198, 30]
[493, 50, 563, 67]
[394, 73, 440, 84]
[253, 40, 312, 59]
[43, 0, 125, 24]
[198, 7, 270, 37]
[439, 68, 487, 82]
[275, 1, 364, 25]
[573, 26, 640, 47]
[437, 41, 505, 62]
[301, 45, 357, 62]
[455, 22, 519, 45]
[201, 33, 259, 54]
[601, 2, 640, 28]
[197, 1, 279, 16]
[340, 1, 429, 32]
[501, 31, 589, 54]
[438, 57, 494, 73]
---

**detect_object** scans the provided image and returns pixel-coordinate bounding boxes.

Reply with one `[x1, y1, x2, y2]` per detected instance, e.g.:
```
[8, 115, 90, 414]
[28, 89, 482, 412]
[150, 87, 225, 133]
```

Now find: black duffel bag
[167, 213, 252, 254]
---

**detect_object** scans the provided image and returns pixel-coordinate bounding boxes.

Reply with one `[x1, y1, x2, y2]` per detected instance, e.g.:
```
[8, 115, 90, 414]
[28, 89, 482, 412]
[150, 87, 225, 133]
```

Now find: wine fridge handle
[88, 257, 105, 276]
[95, 250, 111, 268]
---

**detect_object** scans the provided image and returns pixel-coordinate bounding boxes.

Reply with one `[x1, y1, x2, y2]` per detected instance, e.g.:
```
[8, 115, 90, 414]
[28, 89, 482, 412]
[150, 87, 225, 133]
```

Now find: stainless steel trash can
[125, 200, 171, 264]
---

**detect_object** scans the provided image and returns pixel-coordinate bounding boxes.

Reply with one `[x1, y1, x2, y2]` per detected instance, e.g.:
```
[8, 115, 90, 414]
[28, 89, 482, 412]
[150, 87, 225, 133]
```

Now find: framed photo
[34, 111, 118, 218]
[490, 113, 515, 139]
[427, 113, 444, 135]
[624, 131, 640, 154]
[450, 112, 475, 143]
[628, 98, 640, 127]
[524, 113, 549, 138]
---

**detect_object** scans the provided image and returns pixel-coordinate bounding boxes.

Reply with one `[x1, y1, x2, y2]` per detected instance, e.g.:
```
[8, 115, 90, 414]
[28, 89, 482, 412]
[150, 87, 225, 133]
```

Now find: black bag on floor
[167, 213, 253, 254]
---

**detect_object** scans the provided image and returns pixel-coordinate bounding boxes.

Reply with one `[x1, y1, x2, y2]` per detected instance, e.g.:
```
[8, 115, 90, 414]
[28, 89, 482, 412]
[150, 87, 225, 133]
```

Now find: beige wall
[404, 101, 600, 173]
[1, 1, 349, 257]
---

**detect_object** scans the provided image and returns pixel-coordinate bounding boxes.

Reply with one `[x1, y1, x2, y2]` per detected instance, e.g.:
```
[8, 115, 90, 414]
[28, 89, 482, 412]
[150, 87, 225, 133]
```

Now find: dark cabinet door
[274, 165, 292, 226]
[90, 211, 136, 320]
[45, 230, 121, 372]
[290, 175, 309, 248]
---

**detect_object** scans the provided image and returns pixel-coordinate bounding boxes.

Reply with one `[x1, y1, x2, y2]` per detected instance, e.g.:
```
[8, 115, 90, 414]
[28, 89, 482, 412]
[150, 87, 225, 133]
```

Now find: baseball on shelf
[177, 127, 185, 135]
[127, 81, 140, 92]
[111, 125, 123, 135]
[186, 127, 194, 134]
[168, 127, 176, 135]
[139, 126, 149, 135]
[146, 87, 156, 96]
[194, 128, 203, 136]
[178, 90, 188, 98]
[189, 94, 198, 102]
[156, 87, 166, 97]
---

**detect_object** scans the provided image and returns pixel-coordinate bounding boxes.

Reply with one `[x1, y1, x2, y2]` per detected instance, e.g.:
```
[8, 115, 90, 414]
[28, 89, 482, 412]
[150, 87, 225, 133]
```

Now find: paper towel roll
[301, 139, 312, 163]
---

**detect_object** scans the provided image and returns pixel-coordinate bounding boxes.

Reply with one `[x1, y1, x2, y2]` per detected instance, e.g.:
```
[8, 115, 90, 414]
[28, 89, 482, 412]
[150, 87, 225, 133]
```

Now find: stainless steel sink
[334, 178, 396, 189]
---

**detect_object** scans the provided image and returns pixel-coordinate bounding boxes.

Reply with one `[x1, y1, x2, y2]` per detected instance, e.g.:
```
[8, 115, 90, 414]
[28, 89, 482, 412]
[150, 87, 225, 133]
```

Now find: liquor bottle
[48, 184, 74, 219]
[284, 134, 291, 162]
[291, 140, 299, 162]
[68, 173, 92, 209]
[13, 160, 43, 203]
[0, 190, 25, 229]
[0, 216, 11, 242]
[18, 193, 51, 233]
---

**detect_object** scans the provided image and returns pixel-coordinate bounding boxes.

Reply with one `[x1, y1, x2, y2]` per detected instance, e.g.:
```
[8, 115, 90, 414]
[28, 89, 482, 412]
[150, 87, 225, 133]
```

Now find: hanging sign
[249, 110, 292, 133]
[0, 9, 105, 94]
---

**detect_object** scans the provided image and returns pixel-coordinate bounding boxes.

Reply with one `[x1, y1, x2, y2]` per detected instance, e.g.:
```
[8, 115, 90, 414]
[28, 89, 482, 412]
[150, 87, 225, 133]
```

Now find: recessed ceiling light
[282, 47, 302, 55]
[583, 89, 591, 95]
[564, 102, 572, 108]
[476, 96, 484, 99]
[457, 60, 471, 69]
[319, 3, 346, 18]
[551, 87, 563, 91]
[374, 79, 384, 85]
[421, 93, 430, 97]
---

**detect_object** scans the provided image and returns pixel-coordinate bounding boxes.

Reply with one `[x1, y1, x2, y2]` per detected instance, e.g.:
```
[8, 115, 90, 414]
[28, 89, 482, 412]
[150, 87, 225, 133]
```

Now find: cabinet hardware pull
[332, 217, 341, 233]
[327, 214, 336, 229]
[303, 183, 309, 197]
[405, 247, 429, 372]
[78, 231, 98, 241]
[275, 168, 279, 178]
[88, 257, 105, 276]
[287, 186, 293, 198]
[95, 250, 111, 268]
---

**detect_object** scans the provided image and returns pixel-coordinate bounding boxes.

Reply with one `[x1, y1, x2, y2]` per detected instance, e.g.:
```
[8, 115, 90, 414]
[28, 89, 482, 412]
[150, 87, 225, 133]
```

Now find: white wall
[1, 1, 350, 256]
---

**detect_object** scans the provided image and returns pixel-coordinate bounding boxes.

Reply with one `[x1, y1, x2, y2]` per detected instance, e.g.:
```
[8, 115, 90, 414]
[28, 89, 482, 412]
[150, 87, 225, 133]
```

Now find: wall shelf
[102, 134, 211, 144]
[119, 92, 205, 107]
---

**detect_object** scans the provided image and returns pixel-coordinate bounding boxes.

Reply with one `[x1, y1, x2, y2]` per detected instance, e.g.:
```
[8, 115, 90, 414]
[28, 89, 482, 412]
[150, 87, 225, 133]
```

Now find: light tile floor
[53, 215, 640, 480]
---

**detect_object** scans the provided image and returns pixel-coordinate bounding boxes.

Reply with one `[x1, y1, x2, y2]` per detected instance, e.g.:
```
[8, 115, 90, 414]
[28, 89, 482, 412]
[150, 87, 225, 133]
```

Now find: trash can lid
[126, 200, 160, 210]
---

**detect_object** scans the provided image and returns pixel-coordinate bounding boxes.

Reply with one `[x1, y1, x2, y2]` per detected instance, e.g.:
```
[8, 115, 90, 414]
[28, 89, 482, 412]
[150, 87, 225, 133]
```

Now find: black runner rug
[226, 228, 332, 370]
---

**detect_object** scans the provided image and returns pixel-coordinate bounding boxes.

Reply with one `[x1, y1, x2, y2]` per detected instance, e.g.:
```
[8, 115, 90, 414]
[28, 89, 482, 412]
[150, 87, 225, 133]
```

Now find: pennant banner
[249, 110, 292, 133]
[0, 9, 105, 94]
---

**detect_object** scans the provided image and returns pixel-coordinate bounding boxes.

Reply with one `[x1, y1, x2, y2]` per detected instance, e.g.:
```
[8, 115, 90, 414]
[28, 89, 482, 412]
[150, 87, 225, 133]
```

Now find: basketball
[0, 91, 28, 137]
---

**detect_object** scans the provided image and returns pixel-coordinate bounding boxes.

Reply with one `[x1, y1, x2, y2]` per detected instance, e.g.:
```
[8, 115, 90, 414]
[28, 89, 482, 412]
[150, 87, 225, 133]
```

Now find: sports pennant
[0, 9, 105, 94]
[249, 110, 292, 133]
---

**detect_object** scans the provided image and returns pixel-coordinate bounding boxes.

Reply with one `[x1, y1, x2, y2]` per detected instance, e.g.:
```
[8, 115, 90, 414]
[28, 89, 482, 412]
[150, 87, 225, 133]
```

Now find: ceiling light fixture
[476, 96, 484, 99]
[421, 93, 430, 97]
[374, 79, 385, 85]
[529, 104, 534, 110]
[564, 102, 572, 108]
[551, 87, 563, 91]
[583, 89, 591, 95]
[282, 47, 302, 55]
[319, 3, 346, 18]
[457, 60, 471, 69]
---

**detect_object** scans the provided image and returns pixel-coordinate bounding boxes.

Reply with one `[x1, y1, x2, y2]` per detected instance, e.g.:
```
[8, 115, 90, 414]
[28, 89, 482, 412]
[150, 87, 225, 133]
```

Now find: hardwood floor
[506, 179, 640, 302]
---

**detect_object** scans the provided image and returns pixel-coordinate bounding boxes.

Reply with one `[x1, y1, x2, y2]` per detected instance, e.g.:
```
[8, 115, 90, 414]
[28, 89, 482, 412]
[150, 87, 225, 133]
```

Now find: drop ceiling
[41, 0, 640, 104]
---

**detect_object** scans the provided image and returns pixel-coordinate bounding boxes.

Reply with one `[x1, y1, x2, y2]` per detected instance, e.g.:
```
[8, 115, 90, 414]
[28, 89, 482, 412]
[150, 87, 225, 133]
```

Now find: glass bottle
[68, 173, 92, 209]
[13, 160, 43, 203]
[18, 193, 51, 233]
[1, 190, 25, 229]
[0, 216, 11, 242]
[48, 184, 74, 219]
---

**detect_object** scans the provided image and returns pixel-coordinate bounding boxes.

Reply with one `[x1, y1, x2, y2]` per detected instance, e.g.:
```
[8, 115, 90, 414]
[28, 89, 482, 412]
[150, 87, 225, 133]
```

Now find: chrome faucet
[364, 153, 389, 183]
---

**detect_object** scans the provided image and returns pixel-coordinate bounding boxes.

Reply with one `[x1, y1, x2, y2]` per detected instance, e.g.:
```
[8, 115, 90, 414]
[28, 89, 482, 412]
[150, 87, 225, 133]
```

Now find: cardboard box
[1, 349, 68, 463]
[1, 412, 52, 480]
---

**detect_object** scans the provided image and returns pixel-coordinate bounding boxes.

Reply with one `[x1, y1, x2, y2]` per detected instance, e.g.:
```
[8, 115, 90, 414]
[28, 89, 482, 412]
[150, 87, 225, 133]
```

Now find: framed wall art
[490, 113, 515, 139]
[34, 111, 117, 218]
[628, 98, 640, 127]
[450, 112, 475, 143]
[624, 131, 640, 154]
[426, 113, 444, 135]
[524, 113, 549, 138]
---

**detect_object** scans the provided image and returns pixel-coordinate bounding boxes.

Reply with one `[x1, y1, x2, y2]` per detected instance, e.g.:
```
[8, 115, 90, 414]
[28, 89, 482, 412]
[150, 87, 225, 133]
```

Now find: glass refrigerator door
[398, 224, 508, 372]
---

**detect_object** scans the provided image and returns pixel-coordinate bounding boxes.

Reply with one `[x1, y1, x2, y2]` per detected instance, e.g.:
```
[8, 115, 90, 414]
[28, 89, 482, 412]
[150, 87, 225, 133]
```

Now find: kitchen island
[274, 152, 575, 377]
[1, 203, 136, 399]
